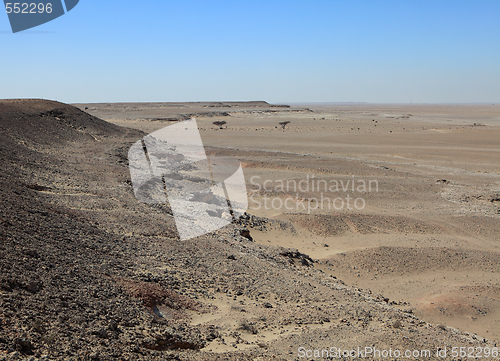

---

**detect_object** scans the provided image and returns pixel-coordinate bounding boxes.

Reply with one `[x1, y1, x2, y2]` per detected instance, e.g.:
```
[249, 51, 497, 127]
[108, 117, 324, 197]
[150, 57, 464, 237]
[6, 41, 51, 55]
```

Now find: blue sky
[1, 1, 499, 103]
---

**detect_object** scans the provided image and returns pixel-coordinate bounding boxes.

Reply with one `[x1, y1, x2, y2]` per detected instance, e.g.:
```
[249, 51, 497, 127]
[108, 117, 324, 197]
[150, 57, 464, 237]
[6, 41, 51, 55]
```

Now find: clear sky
[1, 1, 499, 103]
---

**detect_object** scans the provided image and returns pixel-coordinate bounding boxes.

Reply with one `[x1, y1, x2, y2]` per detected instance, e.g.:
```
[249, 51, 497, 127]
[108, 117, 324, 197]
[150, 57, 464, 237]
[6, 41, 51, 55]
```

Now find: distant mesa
[203, 101, 289, 108]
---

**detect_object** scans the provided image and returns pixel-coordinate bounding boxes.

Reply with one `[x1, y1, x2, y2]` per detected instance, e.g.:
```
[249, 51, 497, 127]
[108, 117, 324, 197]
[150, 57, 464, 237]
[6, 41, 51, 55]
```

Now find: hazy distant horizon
[67, 100, 498, 106]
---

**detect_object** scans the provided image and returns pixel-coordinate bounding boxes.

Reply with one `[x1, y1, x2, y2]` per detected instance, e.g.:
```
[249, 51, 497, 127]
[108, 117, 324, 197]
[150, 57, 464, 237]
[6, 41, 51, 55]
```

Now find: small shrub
[213, 121, 227, 129]
[279, 121, 290, 129]
[238, 321, 258, 334]
[392, 320, 402, 329]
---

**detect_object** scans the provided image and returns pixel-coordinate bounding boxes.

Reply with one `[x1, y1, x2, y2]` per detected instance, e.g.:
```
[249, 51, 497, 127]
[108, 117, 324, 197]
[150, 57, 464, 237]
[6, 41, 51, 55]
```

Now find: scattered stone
[239, 228, 253, 241]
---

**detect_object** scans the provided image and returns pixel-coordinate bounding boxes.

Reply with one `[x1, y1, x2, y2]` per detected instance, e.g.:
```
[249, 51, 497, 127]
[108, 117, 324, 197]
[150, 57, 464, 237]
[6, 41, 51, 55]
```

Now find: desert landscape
[1, 99, 499, 360]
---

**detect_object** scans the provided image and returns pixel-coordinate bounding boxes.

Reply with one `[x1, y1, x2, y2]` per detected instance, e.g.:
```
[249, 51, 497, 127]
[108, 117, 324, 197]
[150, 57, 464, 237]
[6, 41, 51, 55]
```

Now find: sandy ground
[79, 101, 500, 343]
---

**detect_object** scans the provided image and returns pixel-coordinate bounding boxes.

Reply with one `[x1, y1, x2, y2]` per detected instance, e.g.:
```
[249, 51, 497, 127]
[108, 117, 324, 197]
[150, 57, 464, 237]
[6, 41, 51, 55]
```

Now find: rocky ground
[0, 100, 498, 360]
